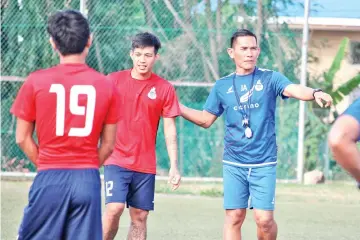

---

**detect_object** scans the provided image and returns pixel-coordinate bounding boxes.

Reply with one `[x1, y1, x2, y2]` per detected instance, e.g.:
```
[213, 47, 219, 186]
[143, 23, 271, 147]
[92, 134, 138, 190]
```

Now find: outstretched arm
[283, 84, 333, 107]
[328, 115, 360, 182]
[180, 104, 218, 128]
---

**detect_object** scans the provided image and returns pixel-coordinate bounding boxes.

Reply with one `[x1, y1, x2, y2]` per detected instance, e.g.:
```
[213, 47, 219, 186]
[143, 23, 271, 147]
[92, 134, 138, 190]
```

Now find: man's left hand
[314, 91, 333, 108]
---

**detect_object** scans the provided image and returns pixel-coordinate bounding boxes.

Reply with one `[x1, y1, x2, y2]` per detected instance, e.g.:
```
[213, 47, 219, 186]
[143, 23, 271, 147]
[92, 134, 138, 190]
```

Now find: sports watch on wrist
[312, 88, 323, 99]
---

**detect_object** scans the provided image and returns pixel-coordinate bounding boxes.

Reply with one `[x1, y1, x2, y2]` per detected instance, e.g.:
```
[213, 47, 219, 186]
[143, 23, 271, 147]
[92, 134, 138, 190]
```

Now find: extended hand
[314, 91, 333, 108]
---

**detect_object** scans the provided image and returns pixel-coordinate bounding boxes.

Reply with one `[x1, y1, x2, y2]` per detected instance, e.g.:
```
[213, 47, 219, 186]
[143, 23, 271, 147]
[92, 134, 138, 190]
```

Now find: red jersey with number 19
[105, 69, 180, 174]
[10, 63, 119, 171]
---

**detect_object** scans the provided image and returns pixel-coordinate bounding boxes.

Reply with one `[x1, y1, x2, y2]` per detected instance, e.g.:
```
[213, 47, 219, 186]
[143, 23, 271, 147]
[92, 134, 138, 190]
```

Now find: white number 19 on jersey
[50, 84, 96, 137]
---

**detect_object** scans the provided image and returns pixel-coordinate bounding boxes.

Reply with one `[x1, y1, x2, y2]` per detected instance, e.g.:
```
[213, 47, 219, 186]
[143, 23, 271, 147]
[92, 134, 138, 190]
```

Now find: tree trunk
[64, 0, 73, 8]
[205, 0, 219, 75]
[256, 0, 263, 47]
[163, 0, 219, 80]
[183, 0, 192, 25]
[202, 55, 212, 82]
[216, 0, 222, 52]
[87, 0, 104, 73]
[142, 0, 153, 28]
[238, 0, 247, 29]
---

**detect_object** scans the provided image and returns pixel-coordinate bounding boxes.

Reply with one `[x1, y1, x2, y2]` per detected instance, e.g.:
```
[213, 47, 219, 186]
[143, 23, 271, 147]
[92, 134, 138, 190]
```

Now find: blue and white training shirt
[204, 67, 293, 167]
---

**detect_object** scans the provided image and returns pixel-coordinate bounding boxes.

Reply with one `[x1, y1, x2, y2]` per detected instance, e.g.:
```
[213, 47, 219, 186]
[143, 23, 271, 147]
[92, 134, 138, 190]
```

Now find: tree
[309, 37, 360, 123]
[3, 0, 328, 178]
[304, 37, 360, 174]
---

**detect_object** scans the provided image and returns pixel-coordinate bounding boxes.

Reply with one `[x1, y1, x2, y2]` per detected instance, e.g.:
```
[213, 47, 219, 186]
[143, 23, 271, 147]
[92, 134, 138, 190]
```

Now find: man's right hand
[168, 167, 181, 190]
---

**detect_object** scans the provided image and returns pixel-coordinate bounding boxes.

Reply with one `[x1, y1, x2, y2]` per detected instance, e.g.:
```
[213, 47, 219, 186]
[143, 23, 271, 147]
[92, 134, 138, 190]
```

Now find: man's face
[227, 36, 260, 71]
[130, 46, 158, 75]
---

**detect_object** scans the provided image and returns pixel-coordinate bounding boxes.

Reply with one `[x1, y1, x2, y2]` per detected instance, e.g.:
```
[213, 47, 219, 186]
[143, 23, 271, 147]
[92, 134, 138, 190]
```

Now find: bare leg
[223, 209, 247, 240]
[254, 209, 277, 240]
[127, 207, 149, 240]
[103, 203, 125, 240]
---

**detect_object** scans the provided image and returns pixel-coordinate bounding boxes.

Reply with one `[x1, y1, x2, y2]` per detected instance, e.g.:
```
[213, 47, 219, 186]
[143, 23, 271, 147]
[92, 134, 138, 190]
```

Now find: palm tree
[310, 37, 360, 123]
[304, 37, 360, 173]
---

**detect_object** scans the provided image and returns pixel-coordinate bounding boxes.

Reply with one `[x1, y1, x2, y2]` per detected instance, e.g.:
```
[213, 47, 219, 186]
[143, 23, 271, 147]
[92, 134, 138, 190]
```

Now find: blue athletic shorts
[223, 164, 276, 210]
[18, 169, 102, 240]
[104, 165, 156, 211]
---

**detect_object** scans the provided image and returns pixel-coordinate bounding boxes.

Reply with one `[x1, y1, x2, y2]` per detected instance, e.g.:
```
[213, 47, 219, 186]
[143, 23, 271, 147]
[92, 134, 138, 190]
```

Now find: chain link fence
[1, 0, 347, 180]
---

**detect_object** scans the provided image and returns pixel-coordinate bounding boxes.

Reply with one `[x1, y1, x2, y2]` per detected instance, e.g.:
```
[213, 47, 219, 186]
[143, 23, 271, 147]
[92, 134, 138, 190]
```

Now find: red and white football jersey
[105, 69, 180, 174]
[11, 63, 119, 170]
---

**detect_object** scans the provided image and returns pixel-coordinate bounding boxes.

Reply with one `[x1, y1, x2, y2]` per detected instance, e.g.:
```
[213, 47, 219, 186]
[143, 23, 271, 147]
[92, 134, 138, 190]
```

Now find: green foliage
[332, 74, 360, 106]
[305, 37, 360, 175]
[311, 37, 360, 117]
[7, 0, 351, 179]
[323, 38, 349, 87]
[322, 37, 360, 107]
[200, 188, 223, 197]
[275, 99, 299, 179]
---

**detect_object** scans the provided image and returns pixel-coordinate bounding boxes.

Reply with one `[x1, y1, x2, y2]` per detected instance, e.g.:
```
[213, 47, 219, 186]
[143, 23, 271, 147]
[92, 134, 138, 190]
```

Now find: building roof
[276, 0, 360, 30]
[277, 0, 360, 19]
[194, 0, 360, 30]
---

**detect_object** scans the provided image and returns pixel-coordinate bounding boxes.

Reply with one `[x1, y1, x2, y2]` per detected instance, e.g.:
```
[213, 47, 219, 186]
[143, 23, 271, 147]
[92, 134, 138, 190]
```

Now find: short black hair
[47, 9, 90, 56]
[131, 32, 161, 54]
[230, 29, 257, 48]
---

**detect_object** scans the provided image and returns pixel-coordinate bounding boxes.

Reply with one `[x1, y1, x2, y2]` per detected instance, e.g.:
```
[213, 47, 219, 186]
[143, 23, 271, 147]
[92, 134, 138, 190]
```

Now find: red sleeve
[104, 80, 120, 124]
[10, 76, 36, 122]
[107, 72, 118, 85]
[162, 84, 180, 118]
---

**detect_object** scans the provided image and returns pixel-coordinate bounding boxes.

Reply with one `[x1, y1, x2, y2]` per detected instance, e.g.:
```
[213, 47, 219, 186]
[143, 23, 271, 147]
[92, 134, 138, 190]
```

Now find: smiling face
[130, 46, 159, 78]
[129, 32, 162, 80]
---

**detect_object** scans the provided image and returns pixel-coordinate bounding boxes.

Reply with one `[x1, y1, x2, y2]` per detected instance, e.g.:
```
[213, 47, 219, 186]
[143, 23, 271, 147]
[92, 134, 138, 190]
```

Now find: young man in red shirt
[11, 10, 119, 240]
[103, 32, 181, 240]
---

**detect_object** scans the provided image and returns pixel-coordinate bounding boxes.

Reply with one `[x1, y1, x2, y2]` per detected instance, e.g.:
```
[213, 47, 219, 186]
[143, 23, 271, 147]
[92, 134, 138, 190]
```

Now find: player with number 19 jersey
[10, 63, 119, 240]
[11, 63, 119, 169]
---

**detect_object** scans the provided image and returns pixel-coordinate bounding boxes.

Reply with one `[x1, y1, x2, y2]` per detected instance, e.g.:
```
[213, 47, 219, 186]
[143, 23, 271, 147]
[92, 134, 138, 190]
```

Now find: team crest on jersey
[255, 80, 263, 91]
[226, 86, 234, 94]
[148, 87, 157, 99]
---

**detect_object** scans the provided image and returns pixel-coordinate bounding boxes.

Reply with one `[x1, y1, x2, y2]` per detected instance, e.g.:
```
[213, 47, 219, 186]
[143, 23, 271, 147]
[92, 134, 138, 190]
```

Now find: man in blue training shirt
[328, 98, 360, 187]
[180, 29, 333, 240]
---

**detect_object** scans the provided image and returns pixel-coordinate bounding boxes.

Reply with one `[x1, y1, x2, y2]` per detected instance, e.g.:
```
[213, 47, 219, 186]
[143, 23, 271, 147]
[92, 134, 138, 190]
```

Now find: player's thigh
[65, 169, 102, 240]
[223, 164, 250, 209]
[104, 165, 133, 204]
[248, 165, 277, 210]
[18, 171, 72, 240]
[127, 171, 156, 211]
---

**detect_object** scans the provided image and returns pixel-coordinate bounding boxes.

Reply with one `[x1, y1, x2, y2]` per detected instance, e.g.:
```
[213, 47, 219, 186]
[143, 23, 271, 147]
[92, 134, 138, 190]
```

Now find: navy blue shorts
[18, 169, 102, 240]
[104, 165, 155, 211]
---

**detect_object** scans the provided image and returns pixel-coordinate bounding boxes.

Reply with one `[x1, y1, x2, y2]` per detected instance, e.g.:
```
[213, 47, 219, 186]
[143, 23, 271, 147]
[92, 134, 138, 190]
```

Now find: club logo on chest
[148, 87, 157, 100]
[255, 80, 263, 91]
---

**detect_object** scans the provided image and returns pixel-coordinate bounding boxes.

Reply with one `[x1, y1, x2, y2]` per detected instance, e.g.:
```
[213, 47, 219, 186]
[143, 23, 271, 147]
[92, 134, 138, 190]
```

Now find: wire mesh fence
[1, 78, 335, 179]
[0, 0, 349, 180]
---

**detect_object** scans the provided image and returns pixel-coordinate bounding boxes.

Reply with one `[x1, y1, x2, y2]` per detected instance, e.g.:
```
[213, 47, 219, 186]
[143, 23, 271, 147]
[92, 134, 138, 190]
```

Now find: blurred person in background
[328, 98, 360, 188]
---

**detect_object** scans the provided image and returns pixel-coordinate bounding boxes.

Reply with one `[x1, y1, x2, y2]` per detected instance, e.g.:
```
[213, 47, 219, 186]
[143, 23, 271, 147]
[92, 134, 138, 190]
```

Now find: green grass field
[1, 180, 360, 240]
